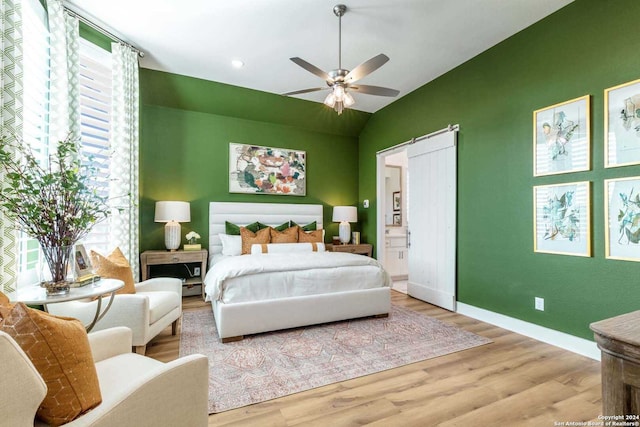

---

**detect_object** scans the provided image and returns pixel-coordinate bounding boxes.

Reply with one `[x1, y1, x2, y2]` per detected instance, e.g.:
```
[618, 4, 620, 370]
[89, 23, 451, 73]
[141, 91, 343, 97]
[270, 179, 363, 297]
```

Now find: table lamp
[332, 206, 358, 244]
[154, 201, 191, 251]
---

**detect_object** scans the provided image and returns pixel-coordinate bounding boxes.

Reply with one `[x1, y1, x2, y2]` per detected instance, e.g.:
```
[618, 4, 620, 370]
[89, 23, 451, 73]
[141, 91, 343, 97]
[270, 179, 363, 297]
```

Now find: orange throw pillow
[270, 225, 299, 243]
[0, 302, 102, 426]
[90, 247, 136, 294]
[0, 291, 12, 321]
[241, 226, 271, 254]
[298, 229, 323, 243]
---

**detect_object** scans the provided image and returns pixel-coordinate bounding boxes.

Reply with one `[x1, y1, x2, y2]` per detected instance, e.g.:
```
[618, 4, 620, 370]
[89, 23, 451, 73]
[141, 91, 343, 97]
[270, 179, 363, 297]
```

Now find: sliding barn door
[407, 130, 457, 311]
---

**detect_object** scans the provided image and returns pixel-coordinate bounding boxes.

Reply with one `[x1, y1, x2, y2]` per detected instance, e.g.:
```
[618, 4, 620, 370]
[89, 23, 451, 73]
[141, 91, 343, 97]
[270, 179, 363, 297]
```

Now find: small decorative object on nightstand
[327, 243, 372, 257]
[184, 231, 201, 251]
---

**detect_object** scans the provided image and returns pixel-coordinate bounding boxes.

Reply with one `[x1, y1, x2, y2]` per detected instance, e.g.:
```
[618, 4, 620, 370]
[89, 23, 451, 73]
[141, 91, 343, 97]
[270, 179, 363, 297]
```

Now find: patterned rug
[179, 304, 491, 413]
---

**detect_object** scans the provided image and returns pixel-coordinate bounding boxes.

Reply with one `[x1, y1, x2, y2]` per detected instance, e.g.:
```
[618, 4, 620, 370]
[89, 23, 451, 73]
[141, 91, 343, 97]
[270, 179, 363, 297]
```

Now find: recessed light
[231, 59, 244, 69]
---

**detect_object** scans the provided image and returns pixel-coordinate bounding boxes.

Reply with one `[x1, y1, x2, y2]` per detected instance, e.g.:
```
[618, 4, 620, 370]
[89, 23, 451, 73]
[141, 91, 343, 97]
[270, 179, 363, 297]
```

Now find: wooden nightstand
[140, 249, 208, 300]
[326, 243, 373, 257]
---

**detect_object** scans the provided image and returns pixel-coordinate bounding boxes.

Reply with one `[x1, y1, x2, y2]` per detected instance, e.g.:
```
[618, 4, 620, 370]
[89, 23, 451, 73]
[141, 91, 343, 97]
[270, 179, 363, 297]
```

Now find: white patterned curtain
[46, 0, 80, 143]
[110, 43, 140, 280]
[0, 0, 23, 293]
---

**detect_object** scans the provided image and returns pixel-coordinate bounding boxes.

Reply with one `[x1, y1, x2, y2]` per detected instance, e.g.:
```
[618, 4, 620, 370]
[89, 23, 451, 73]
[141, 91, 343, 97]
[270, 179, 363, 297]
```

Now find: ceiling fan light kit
[284, 4, 399, 115]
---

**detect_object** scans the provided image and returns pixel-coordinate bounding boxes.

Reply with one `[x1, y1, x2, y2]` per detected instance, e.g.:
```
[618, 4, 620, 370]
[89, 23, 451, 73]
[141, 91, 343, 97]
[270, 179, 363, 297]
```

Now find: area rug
[179, 304, 491, 413]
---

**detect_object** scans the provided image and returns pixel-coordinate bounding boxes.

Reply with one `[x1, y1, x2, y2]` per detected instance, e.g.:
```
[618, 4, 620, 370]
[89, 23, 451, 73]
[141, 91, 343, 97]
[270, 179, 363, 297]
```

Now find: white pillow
[251, 242, 326, 255]
[219, 233, 242, 256]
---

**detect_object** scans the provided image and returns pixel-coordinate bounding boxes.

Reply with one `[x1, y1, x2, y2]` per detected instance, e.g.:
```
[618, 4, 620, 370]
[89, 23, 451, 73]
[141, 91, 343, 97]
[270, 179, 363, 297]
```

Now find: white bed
[205, 202, 391, 341]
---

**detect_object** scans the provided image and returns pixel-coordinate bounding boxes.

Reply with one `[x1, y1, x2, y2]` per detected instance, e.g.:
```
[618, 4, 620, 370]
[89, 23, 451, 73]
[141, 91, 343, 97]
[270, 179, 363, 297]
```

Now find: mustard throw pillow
[90, 247, 136, 294]
[0, 302, 102, 426]
[270, 225, 299, 243]
[241, 226, 271, 254]
[0, 291, 12, 321]
[298, 229, 323, 243]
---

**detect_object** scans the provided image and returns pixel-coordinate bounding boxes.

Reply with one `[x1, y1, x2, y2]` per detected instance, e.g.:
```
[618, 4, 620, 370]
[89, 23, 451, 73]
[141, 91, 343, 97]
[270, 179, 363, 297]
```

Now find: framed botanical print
[604, 78, 640, 168]
[533, 95, 590, 176]
[605, 176, 640, 261]
[533, 181, 591, 257]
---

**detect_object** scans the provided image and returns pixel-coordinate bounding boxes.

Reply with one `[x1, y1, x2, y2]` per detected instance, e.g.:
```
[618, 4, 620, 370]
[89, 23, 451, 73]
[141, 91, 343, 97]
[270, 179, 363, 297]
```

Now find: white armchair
[47, 278, 182, 354]
[0, 327, 208, 427]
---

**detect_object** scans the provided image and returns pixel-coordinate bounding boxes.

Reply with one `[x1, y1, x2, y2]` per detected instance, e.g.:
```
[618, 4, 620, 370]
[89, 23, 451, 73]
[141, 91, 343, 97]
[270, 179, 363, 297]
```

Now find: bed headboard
[209, 202, 323, 263]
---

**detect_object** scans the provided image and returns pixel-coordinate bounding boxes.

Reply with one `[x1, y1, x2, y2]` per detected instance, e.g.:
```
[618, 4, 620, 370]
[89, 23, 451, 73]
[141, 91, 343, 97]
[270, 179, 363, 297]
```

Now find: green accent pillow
[291, 220, 317, 231]
[225, 221, 262, 235]
[225, 221, 289, 235]
[273, 221, 291, 232]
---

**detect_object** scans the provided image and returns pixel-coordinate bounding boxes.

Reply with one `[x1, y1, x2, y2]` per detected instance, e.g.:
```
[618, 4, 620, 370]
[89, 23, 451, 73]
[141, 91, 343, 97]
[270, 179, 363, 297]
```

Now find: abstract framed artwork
[605, 176, 640, 261]
[393, 213, 401, 225]
[229, 143, 306, 196]
[533, 181, 591, 257]
[604, 78, 640, 168]
[533, 95, 590, 177]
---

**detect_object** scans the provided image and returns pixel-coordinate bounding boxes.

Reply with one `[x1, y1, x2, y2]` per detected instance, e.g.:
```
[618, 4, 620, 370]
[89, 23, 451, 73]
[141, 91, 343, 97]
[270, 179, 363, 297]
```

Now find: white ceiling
[65, 0, 572, 113]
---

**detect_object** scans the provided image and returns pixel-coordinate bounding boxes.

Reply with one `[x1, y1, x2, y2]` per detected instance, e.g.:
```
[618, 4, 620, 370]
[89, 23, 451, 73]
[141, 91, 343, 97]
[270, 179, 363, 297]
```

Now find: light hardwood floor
[145, 291, 603, 426]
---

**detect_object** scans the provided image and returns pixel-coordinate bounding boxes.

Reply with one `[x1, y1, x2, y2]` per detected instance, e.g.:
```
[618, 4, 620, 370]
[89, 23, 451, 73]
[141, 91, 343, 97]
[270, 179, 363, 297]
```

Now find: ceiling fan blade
[290, 57, 333, 82]
[344, 54, 389, 83]
[349, 84, 399, 97]
[282, 87, 327, 96]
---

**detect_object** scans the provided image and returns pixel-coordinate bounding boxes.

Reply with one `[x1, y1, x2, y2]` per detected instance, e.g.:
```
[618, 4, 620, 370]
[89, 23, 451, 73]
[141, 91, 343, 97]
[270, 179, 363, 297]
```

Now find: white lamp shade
[154, 201, 191, 223]
[332, 206, 358, 223]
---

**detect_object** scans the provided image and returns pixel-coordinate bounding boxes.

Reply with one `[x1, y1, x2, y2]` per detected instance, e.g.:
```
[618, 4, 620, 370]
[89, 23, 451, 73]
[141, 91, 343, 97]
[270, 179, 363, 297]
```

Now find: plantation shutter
[78, 39, 112, 253]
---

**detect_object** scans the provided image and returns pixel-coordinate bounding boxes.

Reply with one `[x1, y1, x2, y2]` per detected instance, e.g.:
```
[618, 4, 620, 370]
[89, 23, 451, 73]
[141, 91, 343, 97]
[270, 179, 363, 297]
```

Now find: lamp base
[339, 221, 351, 244]
[165, 221, 181, 251]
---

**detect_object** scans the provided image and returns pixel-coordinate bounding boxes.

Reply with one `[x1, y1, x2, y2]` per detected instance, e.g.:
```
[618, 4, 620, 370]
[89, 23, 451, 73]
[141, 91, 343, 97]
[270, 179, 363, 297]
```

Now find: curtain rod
[63, 6, 145, 57]
[376, 124, 459, 155]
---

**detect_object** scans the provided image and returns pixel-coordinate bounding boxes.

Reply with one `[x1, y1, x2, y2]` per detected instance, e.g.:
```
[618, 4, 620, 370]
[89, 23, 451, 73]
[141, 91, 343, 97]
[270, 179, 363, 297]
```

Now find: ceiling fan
[284, 4, 399, 115]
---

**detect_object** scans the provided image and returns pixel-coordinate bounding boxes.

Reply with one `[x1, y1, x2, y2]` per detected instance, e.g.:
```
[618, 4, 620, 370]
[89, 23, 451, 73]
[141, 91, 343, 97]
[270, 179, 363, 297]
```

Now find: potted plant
[0, 135, 111, 294]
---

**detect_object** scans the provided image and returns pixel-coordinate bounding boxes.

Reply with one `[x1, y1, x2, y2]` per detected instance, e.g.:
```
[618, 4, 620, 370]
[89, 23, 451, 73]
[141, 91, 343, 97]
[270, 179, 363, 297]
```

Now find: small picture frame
[393, 191, 401, 211]
[393, 213, 401, 225]
[74, 244, 93, 278]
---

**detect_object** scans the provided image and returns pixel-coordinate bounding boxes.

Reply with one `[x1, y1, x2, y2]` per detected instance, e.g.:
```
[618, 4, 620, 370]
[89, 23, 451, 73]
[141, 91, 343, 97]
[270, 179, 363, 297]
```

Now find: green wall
[139, 70, 370, 251]
[359, 0, 640, 339]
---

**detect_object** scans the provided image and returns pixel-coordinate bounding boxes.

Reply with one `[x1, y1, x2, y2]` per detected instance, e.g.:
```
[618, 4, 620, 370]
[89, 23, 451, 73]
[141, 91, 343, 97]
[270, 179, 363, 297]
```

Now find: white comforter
[204, 252, 391, 302]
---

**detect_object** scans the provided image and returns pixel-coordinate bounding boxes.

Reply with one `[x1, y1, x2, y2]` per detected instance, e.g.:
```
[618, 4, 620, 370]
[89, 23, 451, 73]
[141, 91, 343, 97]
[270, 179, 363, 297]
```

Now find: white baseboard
[456, 302, 600, 361]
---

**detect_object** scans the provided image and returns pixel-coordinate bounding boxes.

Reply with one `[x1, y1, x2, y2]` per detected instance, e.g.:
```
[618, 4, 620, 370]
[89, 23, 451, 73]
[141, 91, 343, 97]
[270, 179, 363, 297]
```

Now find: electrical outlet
[535, 297, 544, 311]
[363, 199, 370, 208]
[194, 267, 201, 277]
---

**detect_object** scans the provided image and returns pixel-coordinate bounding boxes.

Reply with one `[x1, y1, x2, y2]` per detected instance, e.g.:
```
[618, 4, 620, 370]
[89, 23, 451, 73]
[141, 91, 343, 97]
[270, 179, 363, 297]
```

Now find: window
[17, 5, 113, 282]
[18, 0, 50, 280]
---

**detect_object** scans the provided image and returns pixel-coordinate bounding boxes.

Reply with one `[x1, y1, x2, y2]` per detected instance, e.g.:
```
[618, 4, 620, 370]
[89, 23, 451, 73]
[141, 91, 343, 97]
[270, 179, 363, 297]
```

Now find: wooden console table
[590, 311, 640, 416]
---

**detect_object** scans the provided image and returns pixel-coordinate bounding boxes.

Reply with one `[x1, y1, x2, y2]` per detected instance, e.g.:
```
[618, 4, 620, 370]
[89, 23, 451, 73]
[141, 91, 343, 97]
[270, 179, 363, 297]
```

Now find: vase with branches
[0, 135, 111, 293]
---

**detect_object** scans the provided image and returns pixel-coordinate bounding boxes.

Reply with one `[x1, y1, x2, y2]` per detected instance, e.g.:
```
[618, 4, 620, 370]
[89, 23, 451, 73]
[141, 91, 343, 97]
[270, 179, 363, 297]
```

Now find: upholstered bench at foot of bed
[211, 287, 391, 342]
